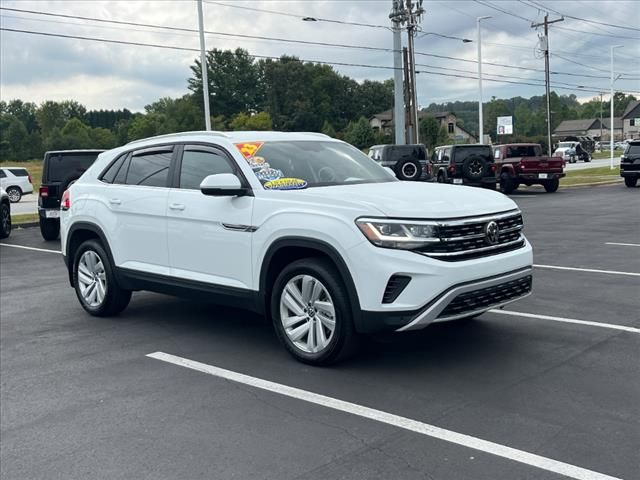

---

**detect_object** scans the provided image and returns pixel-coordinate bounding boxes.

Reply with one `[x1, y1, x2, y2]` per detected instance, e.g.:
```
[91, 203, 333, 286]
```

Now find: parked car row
[369, 142, 566, 194]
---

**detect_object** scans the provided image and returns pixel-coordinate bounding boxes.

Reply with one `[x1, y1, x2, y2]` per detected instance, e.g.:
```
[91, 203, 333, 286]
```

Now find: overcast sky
[1, 0, 639, 112]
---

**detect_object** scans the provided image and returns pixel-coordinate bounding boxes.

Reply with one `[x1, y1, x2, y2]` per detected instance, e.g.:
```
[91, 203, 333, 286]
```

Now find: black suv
[38, 150, 104, 240]
[430, 144, 497, 188]
[620, 140, 640, 188]
[368, 144, 429, 181]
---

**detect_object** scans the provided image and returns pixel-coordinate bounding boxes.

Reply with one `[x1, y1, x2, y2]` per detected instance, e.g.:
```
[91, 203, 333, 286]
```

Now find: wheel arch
[259, 237, 361, 324]
[500, 164, 516, 176]
[65, 222, 116, 287]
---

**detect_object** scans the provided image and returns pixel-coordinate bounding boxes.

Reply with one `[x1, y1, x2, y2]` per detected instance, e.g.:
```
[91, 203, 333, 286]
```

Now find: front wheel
[624, 176, 638, 188]
[543, 178, 560, 193]
[0, 203, 11, 239]
[6, 187, 21, 203]
[39, 218, 60, 241]
[271, 258, 358, 365]
[73, 239, 131, 317]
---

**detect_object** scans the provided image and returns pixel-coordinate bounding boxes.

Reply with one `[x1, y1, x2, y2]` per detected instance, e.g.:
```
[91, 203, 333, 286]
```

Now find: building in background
[370, 109, 477, 143]
[553, 118, 623, 141]
[622, 100, 640, 139]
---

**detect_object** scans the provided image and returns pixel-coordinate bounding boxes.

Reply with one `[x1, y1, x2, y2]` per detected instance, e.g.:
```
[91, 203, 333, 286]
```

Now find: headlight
[356, 218, 440, 249]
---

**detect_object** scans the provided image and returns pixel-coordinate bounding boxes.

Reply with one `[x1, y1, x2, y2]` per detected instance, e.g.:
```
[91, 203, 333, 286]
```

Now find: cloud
[1, 0, 638, 111]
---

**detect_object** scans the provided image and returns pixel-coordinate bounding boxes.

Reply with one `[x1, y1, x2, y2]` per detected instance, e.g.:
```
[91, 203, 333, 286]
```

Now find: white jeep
[61, 131, 533, 364]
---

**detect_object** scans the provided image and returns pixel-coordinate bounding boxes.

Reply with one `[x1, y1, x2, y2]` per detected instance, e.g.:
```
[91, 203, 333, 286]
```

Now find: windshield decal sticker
[235, 142, 264, 159]
[256, 167, 284, 182]
[264, 178, 308, 190]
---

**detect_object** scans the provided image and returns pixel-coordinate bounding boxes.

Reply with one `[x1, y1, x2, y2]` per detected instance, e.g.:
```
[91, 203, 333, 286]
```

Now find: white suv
[61, 131, 533, 364]
[0, 167, 34, 202]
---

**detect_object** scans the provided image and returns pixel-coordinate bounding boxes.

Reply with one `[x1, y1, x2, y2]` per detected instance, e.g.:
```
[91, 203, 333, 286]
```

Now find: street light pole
[610, 45, 623, 169]
[477, 16, 491, 144]
[197, 0, 211, 131]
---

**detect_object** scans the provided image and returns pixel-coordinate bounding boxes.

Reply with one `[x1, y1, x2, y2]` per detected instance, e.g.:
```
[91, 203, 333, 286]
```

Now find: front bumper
[620, 168, 640, 178]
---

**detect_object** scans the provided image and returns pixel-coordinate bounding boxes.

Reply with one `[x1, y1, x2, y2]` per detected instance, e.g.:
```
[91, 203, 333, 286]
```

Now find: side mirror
[200, 173, 247, 197]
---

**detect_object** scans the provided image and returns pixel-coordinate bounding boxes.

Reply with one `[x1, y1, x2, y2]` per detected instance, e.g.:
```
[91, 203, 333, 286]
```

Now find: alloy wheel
[280, 274, 336, 354]
[7, 188, 20, 202]
[77, 250, 107, 307]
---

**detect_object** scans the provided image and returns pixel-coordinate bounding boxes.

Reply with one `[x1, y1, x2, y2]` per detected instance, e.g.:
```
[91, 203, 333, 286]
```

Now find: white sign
[497, 116, 513, 135]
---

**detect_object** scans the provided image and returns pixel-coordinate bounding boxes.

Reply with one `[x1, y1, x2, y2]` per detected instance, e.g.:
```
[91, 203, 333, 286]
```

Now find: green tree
[2, 118, 30, 159]
[127, 113, 173, 141]
[321, 120, 337, 138]
[61, 118, 91, 148]
[419, 116, 448, 149]
[344, 117, 375, 149]
[228, 111, 273, 130]
[89, 127, 117, 149]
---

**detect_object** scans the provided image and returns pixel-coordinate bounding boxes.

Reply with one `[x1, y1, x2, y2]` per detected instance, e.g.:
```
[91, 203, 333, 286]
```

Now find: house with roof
[622, 100, 640, 139]
[553, 117, 623, 141]
[369, 109, 477, 143]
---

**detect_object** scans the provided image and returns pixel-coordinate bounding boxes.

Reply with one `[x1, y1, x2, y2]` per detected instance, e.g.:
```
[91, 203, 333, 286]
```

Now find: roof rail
[125, 130, 230, 146]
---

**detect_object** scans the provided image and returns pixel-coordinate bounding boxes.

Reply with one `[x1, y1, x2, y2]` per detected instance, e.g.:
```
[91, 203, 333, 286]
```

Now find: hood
[276, 181, 518, 219]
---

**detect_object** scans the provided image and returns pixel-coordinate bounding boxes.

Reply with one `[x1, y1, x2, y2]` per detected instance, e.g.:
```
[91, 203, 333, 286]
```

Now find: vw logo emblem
[485, 221, 500, 245]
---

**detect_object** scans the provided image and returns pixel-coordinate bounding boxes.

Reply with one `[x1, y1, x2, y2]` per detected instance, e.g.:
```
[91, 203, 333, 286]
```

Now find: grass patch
[561, 165, 621, 186]
[0, 159, 43, 191]
[592, 151, 622, 160]
[11, 213, 39, 225]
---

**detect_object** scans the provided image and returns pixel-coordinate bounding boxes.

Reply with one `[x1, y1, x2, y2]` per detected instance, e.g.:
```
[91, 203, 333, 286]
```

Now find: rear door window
[46, 153, 100, 182]
[625, 143, 640, 155]
[8, 168, 28, 176]
[506, 145, 541, 158]
[125, 148, 173, 187]
[453, 146, 492, 162]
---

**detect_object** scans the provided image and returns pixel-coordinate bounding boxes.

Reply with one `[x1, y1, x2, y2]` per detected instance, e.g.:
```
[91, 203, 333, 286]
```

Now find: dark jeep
[620, 140, 640, 188]
[368, 144, 429, 181]
[430, 144, 497, 188]
[38, 149, 104, 240]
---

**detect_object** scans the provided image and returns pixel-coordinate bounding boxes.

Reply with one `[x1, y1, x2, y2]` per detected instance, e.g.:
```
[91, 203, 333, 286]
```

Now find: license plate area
[45, 210, 60, 218]
[453, 178, 463, 184]
[538, 173, 549, 179]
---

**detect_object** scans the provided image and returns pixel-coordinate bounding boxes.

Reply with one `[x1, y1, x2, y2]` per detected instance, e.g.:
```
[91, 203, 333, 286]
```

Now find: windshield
[557, 142, 575, 149]
[235, 141, 396, 189]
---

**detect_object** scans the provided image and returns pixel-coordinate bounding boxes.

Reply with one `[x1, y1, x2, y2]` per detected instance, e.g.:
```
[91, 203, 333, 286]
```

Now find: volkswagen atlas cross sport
[60, 131, 533, 365]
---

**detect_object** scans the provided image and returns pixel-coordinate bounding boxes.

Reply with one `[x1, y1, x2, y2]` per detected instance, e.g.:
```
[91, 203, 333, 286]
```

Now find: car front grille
[418, 211, 525, 261]
[438, 275, 532, 318]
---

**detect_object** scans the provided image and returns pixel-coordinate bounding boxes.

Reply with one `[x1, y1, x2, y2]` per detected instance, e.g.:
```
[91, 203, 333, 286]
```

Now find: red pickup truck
[493, 143, 565, 193]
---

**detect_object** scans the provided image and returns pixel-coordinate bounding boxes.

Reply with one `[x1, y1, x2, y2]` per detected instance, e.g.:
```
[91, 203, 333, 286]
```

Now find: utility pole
[610, 45, 623, 169]
[599, 93, 604, 142]
[390, 1, 405, 144]
[197, 0, 211, 131]
[389, 0, 424, 144]
[477, 16, 491, 145]
[531, 14, 563, 155]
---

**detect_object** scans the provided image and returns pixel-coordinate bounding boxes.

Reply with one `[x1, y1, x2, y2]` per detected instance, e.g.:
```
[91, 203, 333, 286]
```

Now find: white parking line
[490, 309, 640, 334]
[605, 242, 640, 247]
[0, 243, 61, 254]
[534, 264, 640, 277]
[148, 351, 621, 480]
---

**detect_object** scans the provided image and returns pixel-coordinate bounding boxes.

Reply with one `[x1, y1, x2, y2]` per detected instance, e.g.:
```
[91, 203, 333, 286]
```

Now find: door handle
[169, 203, 185, 211]
[109, 198, 121, 205]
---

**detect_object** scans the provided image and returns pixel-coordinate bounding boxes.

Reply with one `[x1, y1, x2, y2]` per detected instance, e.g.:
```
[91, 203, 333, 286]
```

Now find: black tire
[624, 176, 638, 188]
[395, 158, 422, 181]
[73, 239, 131, 317]
[271, 258, 358, 365]
[437, 172, 445, 183]
[0, 202, 11, 239]
[499, 172, 516, 194]
[462, 155, 487, 181]
[6, 186, 21, 203]
[39, 217, 60, 241]
[543, 178, 560, 193]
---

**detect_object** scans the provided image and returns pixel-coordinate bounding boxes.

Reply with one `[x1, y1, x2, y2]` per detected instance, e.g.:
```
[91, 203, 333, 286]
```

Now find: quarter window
[101, 154, 127, 183]
[179, 148, 234, 190]
[126, 150, 172, 187]
[0, 170, 6, 178]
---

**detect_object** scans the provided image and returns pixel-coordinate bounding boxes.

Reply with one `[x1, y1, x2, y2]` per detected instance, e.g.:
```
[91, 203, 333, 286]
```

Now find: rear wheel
[624, 176, 638, 188]
[271, 258, 358, 365]
[39, 218, 60, 241]
[73, 239, 131, 317]
[499, 172, 516, 194]
[6, 187, 21, 203]
[396, 158, 421, 181]
[462, 155, 487, 182]
[543, 178, 560, 193]
[0, 203, 11, 239]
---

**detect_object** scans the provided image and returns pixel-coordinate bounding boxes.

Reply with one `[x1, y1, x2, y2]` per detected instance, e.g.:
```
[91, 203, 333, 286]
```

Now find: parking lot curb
[562, 179, 624, 188]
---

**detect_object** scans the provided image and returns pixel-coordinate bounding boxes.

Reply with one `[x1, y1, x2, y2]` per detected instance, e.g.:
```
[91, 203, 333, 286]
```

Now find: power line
[474, 0, 534, 23]
[5, 26, 637, 96]
[526, 0, 640, 32]
[3, 6, 638, 81]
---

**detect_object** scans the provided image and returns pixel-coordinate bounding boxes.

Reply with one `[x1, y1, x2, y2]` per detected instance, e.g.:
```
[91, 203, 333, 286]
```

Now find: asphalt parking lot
[1, 184, 638, 480]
